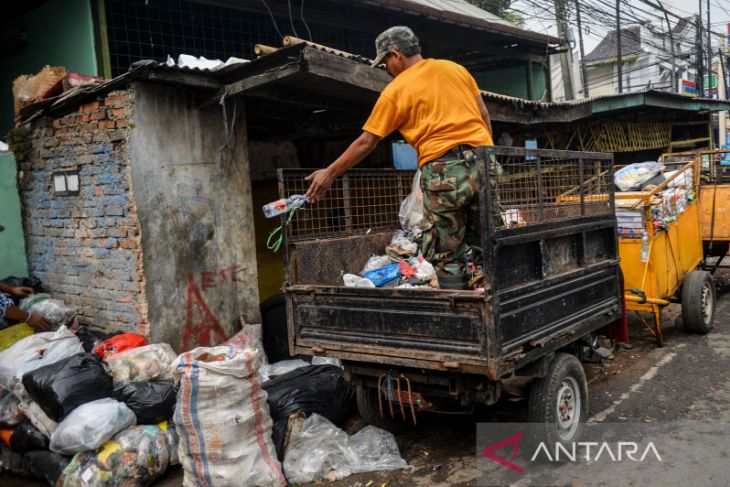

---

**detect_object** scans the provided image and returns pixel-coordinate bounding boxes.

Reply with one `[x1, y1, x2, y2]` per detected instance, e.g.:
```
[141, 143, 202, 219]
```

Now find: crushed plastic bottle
[262, 195, 309, 218]
[640, 230, 650, 263]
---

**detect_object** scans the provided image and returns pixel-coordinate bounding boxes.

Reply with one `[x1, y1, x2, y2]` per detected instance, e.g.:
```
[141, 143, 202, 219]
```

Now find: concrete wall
[0, 151, 28, 277]
[129, 83, 260, 350]
[12, 90, 147, 331]
[1, 0, 98, 137]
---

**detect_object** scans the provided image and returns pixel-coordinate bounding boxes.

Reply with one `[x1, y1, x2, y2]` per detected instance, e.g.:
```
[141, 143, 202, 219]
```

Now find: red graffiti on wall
[199, 264, 245, 289]
[182, 277, 227, 351]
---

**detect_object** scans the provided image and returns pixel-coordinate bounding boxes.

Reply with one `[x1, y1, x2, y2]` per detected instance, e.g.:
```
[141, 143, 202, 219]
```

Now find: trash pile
[0, 326, 178, 486]
[343, 231, 438, 289]
[614, 161, 696, 238]
[0, 317, 407, 485]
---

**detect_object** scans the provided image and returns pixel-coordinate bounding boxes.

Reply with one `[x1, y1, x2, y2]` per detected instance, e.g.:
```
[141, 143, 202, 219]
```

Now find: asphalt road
[3, 279, 729, 487]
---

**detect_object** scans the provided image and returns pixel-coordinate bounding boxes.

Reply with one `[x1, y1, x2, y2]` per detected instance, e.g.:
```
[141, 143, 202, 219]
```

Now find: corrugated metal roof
[405, 0, 514, 26]
[584, 26, 642, 63]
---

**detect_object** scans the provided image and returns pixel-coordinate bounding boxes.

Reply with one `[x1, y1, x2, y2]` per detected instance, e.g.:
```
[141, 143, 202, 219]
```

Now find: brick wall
[10, 90, 149, 334]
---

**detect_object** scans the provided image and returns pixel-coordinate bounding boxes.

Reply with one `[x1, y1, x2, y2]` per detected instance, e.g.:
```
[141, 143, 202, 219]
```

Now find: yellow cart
[615, 158, 715, 346]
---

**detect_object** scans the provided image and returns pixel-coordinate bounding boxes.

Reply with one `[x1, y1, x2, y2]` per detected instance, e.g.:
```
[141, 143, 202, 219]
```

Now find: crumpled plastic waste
[613, 162, 665, 192]
[18, 400, 57, 438]
[311, 356, 343, 368]
[361, 255, 391, 274]
[343, 274, 375, 288]
[105, 343, 176, 385]
[282, 414, 407, 483]
[363, 263, 401, 287]
[386, 232, 418, 260]
[19, 293, 76, 328]
[112, 380, 176, 424]
[93, 333, 148, 360]
[50, 398, 136, 455]
[0, 389, 23, 427]
[23, 450, 70, 486]
[9, 421, 48, 454]
[267, 359, 310, 378]
[59, 424, 170, 487]
[398, 171, 424, 236]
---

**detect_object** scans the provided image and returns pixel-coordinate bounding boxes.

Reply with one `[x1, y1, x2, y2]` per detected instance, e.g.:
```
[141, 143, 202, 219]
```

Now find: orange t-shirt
[362, 59, 493, 167]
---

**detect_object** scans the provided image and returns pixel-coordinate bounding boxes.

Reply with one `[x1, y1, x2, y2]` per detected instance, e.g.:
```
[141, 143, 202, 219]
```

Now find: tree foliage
[465, 0, 525, 26]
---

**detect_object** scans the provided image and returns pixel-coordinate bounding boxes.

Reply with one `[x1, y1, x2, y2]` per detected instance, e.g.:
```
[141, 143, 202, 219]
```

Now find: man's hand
[26, 312, 51, 332]
[305, 167, 336, 203]
[11, 286, 34, 297]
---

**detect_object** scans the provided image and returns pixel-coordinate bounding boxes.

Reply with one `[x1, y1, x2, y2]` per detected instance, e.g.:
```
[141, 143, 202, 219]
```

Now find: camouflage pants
[418, 154, 483, 277]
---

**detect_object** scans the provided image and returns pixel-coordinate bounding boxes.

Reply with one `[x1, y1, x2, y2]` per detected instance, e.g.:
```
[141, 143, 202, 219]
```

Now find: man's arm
[475, 94, 493, 136]
[305, 131, 381, 202]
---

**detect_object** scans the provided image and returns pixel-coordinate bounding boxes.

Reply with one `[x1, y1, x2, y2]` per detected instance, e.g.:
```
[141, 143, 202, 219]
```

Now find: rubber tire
[355, 385, 408, 434]
[527, 353, 588, 448]
[681, 270, 716, 335]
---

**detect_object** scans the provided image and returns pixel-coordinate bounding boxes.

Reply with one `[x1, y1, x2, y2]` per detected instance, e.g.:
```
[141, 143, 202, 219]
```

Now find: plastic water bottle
[262, 194, 308, 218]
[640, 230, 650, 262]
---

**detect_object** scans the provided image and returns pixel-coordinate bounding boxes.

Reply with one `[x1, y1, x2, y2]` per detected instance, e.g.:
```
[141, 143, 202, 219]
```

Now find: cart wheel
[355, 384, 408, 434]
[681, 270, 716, 335]
[528, 353, 588, 447]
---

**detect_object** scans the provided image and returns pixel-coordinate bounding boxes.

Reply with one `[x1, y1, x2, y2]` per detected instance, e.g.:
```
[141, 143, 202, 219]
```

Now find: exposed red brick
[120, 240, 138, 249]
[80, 122, 98, 132]
[118, 295, 133, 303]
[99, 120, 115, 130]
[111, 107, 126, 119]
[55, 128, 68, 136]
[104, 95, 126, 107]
[80, 114, 90, 124]
[115, 119, 129, 129]
[45, 129, 54, 137]
[96, 187, 104, 196]
[80, 101, 100, 113]
[52, 118, 63, 128]
[90, 111, 106, 121]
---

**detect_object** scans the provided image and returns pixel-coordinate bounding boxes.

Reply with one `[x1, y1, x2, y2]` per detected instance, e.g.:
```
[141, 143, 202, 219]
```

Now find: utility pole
[659, 1, 676, 92]
[554, 0, 575, 100]
[575, 0, 589, 97]
[697, 6, 704, 96]
[616, 0, 623, 93]
[719, 49, 727, 145]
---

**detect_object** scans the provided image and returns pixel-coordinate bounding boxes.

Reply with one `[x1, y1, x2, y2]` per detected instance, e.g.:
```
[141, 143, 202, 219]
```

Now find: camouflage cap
[371, 26, 419, 67]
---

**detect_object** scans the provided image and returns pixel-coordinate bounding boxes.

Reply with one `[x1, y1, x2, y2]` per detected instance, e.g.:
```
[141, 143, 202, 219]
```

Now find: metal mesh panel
[280, 169, 414, 241]
[490, 150, 613, 230]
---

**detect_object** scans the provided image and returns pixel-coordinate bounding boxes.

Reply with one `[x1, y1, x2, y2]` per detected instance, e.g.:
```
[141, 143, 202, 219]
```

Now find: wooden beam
[302, 48, 390, 93]
[225, 61, 302, 96]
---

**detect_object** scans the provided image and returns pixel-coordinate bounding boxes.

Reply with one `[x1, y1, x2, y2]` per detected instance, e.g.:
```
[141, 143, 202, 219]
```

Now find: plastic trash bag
[0, 443, 29, 476]
[93, 333, 148, 359]
[50, 398, 136, 455]
[112, 380, 176, 424]
[106, 343, 176, 385]
[386, 232, 419, 260]
[23, 353, 113, 422]
[0, 323, 34, 352]
[343, 274, 376, 288]
[264, 365, 354, 460]
[267, 359, 310, 378]
[310, 356, 343, 368]
[59, 424, 169, 487]
[613, 162, 665, 192]
[0, 326, 83, 391]
[399, 171, 423, 233]
[361, 255, 391, 274]
[170, 346, 286, 487]
[363, 263, 401, 287]
[283, 414, 406, 483]
[23, 450, 71, 486]
[9, 421, 48, 454]
[0, 389, 23, 427]
[18, 400, 57, 438]
[75, 326, 121, 353]
[222, 324, 270, 383]
[160, 420, 180, 466]
[20, 293, 76, 327]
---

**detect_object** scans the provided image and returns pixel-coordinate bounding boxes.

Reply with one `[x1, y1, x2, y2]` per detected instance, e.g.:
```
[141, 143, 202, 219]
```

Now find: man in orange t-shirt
[306, 26, 493, 288]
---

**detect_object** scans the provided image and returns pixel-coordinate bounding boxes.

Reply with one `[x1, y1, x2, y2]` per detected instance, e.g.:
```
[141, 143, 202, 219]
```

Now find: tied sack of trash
[23, 450, 71, 487]
[613, 162, 665, 192]
[75, 326, 122, 353]
[106, 343, 176, 384]
[283, 414, 407, 483]
[18, 400, 58, 438]
[9, 421, 48, 454]
[20, 293, 76, 327]
[112, 380, 176, 424]
[170, 346, 286, 487]
[0, 323, 34, 352]
[93, 332, 148, 359]
[0, 388, 23, 426]
[50, 398, 136, 455]
[0, 326, 83, 390]
[22, 353, 113, 422]
[264, 365, 354, 460]
[58, 424, 170, 487]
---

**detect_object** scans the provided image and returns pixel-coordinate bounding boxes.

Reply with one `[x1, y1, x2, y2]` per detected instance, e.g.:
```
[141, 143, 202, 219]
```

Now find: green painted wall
[474, 62, 547, 101]
[1, 0, 98, 138]
[0, 152, 28, 277]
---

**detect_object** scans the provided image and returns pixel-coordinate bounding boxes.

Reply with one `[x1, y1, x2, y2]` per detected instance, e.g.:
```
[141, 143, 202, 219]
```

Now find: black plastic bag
[112, 380, 177, 424]
[23, 450, 72, 486]
[75, 326, 123, 353]
[22, 353, 113, 422]
[0, 275, 43, 296]
[263, 364, 354, 459]
[9, 421, 49, 454]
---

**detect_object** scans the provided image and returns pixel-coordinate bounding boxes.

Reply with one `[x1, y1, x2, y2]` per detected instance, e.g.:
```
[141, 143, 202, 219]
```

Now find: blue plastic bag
[363, 263, 401, 287]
